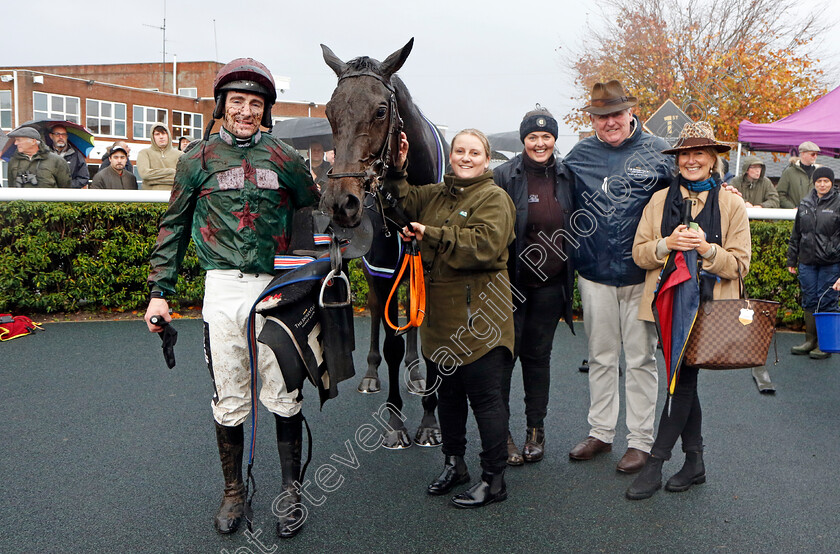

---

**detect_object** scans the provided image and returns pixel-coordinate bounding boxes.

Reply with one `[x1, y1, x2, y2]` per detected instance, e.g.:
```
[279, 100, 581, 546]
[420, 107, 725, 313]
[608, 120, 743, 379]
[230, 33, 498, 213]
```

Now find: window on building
[172, 110, 204, 140]
[133, 106, 168, 139]
[33, 92, 80, 123]
[0, 161, 7, 187]
[178, 87, 198, 98]
[86, 99, 127, 138]
[0, 91, 12, 130]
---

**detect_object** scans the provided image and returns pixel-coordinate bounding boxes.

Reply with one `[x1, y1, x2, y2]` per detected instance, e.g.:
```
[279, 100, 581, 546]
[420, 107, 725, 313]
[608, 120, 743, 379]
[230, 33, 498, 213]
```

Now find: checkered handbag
[684, 264, 779, 370]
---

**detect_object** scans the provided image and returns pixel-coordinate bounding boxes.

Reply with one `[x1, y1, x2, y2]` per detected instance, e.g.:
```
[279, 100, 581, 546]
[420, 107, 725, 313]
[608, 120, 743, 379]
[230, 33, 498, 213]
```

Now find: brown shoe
[522, 427, 545, 463]
[569, 436, 612, 461]
[617, 448, 649, 474]
[506, 432, 524, 466]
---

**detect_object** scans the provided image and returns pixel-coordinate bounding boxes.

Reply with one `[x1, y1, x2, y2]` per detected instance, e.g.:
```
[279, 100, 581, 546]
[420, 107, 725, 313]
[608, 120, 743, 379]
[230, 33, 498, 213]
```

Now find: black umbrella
[271, 117, 333, 150]
[488, 131, 523, 154]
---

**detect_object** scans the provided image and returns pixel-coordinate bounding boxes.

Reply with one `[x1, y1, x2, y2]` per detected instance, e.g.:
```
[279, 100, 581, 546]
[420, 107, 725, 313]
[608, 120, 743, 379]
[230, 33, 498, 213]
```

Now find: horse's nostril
[344, 193, 361, 216]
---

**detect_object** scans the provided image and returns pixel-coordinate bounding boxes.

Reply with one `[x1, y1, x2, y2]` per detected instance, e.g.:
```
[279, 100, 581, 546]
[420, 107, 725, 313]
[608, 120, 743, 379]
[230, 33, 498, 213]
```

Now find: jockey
[144, 57, 319, 538]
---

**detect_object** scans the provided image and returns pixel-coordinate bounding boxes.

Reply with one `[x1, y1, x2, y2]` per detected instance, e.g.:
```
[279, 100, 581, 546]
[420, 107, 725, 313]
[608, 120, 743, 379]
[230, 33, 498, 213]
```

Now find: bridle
[326, 71, 403, 195]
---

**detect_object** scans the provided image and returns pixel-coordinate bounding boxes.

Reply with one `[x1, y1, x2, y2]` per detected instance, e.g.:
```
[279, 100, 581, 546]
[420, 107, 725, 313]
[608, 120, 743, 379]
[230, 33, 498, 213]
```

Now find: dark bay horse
[320, 38, 448, 449]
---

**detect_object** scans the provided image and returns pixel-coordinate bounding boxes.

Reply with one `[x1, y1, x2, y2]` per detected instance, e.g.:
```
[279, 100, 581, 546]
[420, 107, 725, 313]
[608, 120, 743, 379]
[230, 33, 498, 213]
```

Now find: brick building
[0, 61, 327, 186]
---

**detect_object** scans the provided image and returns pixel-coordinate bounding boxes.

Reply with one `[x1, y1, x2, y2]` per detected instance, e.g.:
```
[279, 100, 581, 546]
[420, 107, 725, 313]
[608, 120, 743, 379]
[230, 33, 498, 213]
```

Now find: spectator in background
[48, 125, 90, 189]
[178, 136, 191, 151]
[307, 140, 331, 188]
[786, 167, 840, 360]
[728, 155, 779, 209]
[90, 145, 137, 190]
[137, 124, 182, 191]
[778, 141, 821, 208]
[6, 126, 70, 188]
[99, 141, 134, 174]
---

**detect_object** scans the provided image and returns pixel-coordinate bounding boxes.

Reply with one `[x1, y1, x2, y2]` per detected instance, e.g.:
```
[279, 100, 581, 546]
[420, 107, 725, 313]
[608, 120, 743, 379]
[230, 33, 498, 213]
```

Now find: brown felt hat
[661, 121, 730, 154]
[582, 80, 638, 115]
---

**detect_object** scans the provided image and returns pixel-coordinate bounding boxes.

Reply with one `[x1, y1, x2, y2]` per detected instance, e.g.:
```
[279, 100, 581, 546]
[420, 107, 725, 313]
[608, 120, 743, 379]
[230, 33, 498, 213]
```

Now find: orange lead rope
[385, 237, 426, 335]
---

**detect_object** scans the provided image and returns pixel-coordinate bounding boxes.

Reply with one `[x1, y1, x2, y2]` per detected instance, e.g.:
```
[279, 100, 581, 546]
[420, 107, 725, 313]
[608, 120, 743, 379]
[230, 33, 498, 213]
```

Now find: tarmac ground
[2, 316, 839, 553]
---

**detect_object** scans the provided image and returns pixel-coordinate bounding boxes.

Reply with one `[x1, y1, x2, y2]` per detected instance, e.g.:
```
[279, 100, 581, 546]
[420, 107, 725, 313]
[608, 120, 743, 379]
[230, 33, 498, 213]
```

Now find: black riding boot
[275, 413, 305, 539]
[451, 470, 507, 508]
[213, 422, 245, 534]
[665, 449, 706, 492]
[625, 455, 664, 500]
[428, 455, 470, 495]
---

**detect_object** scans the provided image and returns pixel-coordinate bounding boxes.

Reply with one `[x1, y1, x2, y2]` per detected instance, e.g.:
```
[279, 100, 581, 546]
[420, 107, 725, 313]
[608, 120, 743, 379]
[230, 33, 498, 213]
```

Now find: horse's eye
[376, 106, 387, 119]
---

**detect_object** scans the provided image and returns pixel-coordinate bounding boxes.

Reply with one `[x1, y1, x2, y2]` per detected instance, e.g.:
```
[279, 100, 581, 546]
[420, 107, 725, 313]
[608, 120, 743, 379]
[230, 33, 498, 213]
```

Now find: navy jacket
[494, 153, 575, 333]
[564, 117, 673, 286]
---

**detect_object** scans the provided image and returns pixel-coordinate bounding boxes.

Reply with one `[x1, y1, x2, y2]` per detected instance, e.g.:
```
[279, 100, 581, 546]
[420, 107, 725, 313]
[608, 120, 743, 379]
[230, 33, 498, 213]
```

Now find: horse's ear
[321, 44, 347, 77]
[380, 38, 414, 79]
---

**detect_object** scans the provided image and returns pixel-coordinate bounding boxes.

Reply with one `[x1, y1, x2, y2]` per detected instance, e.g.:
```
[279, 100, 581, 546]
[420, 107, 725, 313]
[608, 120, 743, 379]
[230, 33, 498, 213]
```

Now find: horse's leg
[414, 359, 441, 447]
[380, 279, 411, 449]
[404, 326, 425, 395]
[358, 270, 382, 394]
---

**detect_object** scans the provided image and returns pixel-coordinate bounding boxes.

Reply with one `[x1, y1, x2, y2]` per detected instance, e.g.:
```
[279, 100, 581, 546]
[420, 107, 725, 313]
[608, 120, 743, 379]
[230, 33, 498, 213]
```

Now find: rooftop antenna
[143, 0, 167, 90]
[213, 19, 219, 62]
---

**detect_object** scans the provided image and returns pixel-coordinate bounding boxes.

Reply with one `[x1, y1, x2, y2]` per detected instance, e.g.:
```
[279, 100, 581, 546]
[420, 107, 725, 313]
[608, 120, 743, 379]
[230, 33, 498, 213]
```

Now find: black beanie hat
[813, 166, 835, 184]
[519, 105, 558, 143]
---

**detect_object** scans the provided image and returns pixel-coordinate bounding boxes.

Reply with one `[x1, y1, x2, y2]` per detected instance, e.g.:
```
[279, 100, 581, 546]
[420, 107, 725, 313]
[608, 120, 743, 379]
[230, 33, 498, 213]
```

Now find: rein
[326, 73, 403, 194]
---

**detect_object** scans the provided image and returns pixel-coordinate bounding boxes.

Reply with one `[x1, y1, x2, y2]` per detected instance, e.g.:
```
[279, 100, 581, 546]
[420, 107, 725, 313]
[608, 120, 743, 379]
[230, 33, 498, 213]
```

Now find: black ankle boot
[665, 450, 706, 492]
[451, 471, 507, 508]
[275, 413, 305, 539]
[428, 455, 470, 495]
[213, 422, 245, 534]
[625, 455, 664, 500]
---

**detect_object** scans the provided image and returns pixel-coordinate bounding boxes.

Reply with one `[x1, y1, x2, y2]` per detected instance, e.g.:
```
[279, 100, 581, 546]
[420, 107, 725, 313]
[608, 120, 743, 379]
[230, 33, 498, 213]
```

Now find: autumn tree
[565, 0, 832, 143]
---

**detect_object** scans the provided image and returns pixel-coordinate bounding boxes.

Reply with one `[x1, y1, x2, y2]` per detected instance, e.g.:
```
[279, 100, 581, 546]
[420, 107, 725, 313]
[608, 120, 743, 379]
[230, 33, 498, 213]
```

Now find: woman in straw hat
[626, 121, 751, 500]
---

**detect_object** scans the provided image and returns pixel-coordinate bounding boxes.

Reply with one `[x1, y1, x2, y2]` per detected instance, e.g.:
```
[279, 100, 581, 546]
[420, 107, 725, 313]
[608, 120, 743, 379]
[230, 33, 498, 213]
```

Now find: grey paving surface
[2, 317, 839, 553]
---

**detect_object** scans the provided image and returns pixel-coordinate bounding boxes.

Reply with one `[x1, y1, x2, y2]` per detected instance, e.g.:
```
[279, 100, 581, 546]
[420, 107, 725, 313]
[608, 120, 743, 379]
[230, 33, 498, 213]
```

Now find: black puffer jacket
[494, 153, 575, 332]
[786, 187, 840, 267]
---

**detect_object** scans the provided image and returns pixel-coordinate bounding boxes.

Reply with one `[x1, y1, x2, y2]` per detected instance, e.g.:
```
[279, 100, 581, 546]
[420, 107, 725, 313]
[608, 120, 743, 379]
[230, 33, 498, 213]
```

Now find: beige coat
[633, 186, 752, 322]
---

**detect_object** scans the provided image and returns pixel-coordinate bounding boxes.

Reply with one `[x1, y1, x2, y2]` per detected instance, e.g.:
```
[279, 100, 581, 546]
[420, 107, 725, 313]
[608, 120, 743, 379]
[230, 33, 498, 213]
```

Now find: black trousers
[428, 347, 510, 474]
[501, 280, 566, 428]
[651, 365, 703, 460]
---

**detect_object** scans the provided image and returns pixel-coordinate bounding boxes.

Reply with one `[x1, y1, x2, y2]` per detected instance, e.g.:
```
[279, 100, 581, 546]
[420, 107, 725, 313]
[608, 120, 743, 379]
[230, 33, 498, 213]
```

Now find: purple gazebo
[738, 86, 840, 158]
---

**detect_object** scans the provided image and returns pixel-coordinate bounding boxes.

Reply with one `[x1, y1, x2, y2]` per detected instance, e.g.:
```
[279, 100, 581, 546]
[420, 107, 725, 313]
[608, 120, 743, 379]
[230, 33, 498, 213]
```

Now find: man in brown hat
[563, 80, 674, 474]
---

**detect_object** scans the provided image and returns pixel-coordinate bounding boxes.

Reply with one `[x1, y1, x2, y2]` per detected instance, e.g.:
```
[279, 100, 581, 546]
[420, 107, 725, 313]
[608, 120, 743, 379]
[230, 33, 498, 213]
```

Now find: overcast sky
[3, 0, 838, 153]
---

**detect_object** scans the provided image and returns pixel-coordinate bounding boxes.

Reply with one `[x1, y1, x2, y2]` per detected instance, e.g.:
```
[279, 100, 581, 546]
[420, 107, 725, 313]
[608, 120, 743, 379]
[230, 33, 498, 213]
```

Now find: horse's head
[319, 39, 414, 228]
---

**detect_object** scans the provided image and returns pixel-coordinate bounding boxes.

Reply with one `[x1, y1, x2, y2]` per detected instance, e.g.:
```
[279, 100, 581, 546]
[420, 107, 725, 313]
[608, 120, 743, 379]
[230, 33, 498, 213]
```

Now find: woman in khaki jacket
[626, 122, 751, 500]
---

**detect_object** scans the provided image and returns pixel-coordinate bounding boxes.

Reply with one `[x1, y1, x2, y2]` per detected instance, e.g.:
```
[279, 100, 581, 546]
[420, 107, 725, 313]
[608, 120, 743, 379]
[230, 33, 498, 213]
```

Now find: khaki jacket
[390, 170, 516, 365]
[137, 128, 183, 190]
[633, 186, 752, 322]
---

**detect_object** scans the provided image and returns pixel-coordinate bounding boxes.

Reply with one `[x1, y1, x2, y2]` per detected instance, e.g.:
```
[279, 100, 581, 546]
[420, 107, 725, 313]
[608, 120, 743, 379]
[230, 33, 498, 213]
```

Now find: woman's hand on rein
[402, 222, 425, 241]
[396, 132, 409, 170]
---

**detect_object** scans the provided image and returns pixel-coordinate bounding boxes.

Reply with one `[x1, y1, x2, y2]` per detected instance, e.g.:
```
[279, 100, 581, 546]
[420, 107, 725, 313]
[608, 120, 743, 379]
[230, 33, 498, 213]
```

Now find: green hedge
[0, 202, 805, 326]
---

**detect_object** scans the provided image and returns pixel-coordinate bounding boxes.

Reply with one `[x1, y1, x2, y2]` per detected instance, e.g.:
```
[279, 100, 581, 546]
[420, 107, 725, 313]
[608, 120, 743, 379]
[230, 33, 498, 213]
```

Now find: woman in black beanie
[787, 166, 840, 359]
[493, 106, 575, 465]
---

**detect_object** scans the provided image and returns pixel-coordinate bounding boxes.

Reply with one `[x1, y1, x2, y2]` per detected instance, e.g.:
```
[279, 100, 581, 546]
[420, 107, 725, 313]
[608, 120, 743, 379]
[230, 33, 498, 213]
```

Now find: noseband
[327, 72, 403, 194]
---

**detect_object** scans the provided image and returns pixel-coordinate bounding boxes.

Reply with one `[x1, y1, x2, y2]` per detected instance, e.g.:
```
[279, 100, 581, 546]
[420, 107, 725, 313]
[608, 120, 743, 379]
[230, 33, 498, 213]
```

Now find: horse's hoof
[407, 378, 426, 396]
[414, 426, 442, 447]
[382, 428, 412, 449]
[357, 377, 381, 394]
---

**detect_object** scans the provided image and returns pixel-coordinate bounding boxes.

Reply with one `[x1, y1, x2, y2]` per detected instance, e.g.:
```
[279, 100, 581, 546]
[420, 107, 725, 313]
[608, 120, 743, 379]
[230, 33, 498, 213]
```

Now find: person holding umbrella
[627, 121, 751, 500]
[48, 125, 90, 189]
[6, 126, 70, 188]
